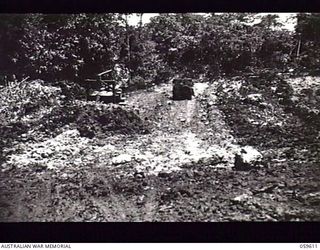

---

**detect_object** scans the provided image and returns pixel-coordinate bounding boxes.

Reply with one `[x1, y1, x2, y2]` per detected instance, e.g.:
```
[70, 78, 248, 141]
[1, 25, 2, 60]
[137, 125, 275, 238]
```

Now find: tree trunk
[125, 14, 132, 83]
[297, 38, 301, 57]
[139, 13, 143, 39]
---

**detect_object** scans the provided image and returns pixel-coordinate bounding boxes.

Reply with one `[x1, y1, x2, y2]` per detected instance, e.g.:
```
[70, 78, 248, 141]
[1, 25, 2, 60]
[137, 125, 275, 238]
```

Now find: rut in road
[124, 81, 241, 174]
[98, 81, 241, 221]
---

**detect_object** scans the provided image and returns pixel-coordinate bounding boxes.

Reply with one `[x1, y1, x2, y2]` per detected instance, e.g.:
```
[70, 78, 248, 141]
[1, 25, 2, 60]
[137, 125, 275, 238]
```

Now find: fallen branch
[18, 76, 30, 85]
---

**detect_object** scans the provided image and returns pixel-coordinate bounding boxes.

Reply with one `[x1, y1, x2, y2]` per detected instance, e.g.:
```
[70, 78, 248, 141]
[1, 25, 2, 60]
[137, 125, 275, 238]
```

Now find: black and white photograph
[0, 12, 319, 223]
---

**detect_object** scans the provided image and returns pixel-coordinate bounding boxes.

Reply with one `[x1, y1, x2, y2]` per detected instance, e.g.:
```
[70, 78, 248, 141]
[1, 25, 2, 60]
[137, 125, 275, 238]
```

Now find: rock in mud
[112, 154, 132, 165]
[158, 171, 171, 178]
[244, 93, 263, 105]
[134, 171, 145, 179]
[180, 118, 186, 122]
[303, 192, 320, 206]
[232, 194, 251, 203]
[207, 101, 215, 107]
[234, 146, 263, 171]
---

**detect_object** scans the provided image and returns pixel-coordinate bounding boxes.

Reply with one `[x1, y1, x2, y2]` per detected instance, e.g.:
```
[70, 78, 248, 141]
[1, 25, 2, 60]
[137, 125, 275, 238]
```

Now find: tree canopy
[0, 13, 319, 88]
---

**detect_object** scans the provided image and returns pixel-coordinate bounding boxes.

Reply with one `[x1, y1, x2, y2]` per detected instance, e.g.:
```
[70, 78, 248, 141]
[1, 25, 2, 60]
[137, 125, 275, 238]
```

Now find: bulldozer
[172, 78, 194, 100]
[85, 69, 126, 104]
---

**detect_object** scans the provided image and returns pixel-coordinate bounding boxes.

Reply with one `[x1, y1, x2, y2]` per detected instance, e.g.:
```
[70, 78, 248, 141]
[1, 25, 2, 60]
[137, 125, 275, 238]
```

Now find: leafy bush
[130, 76, 147, 90]
[0, 80, 62, 124]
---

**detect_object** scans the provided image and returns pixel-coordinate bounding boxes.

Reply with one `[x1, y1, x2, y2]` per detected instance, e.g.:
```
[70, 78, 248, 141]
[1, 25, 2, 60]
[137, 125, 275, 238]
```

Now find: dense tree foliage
[0, 13, 319, 88]
[146, 13, 296, 78]
[0, 14, 28, 78]
[19, 14, 124, 81]
[295, 13, 320, 73]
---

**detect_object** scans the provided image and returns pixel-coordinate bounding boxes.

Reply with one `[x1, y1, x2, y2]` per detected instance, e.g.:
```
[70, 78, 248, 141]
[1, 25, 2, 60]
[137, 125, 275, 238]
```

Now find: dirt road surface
[1, 78, 319, 221]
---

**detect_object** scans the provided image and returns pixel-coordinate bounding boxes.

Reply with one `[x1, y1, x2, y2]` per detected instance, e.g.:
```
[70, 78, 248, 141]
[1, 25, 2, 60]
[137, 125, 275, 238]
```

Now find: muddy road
[1, 77, 319, 221]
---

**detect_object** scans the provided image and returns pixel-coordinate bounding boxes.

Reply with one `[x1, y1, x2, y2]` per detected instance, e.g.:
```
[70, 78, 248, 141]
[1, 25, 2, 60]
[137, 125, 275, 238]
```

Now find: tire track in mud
[126, 82, 239, 172]
[113, 81, 239, 221]
[90, 82, 213, 221]
[142, 188, 158, 222]
[126, 83, 209, 174]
